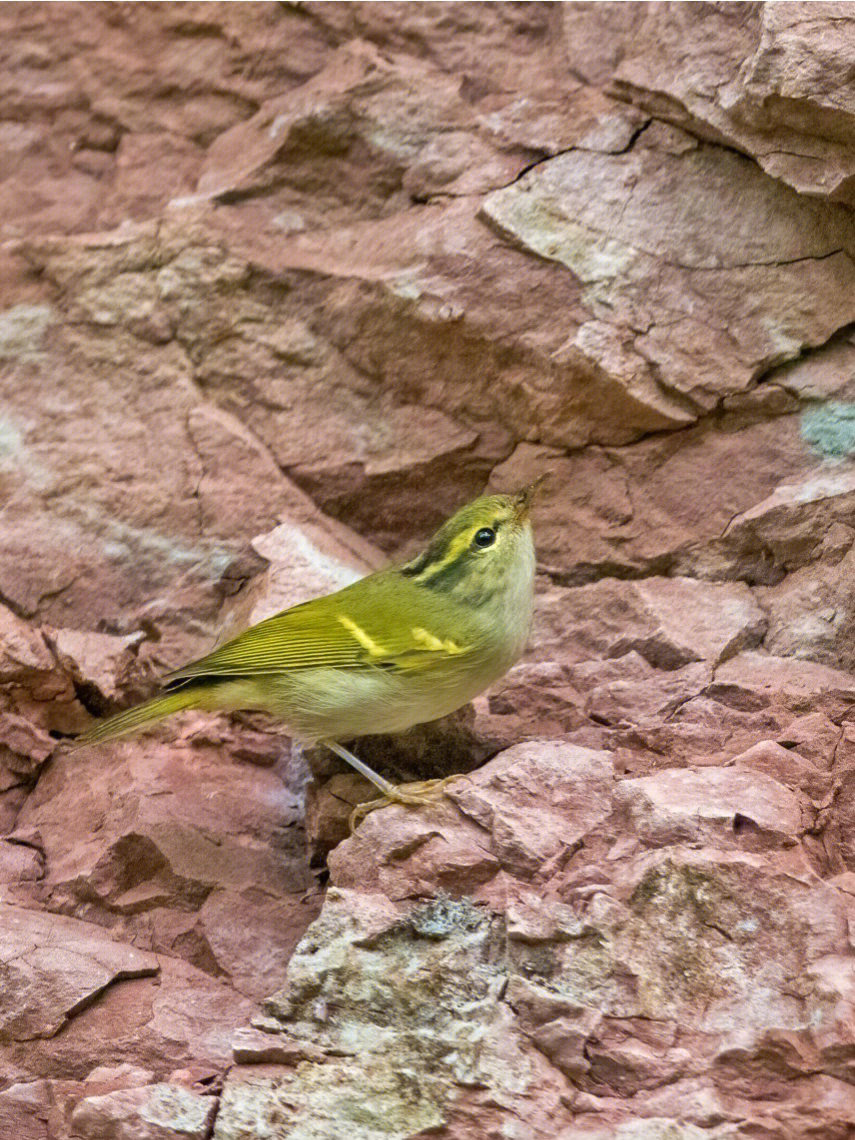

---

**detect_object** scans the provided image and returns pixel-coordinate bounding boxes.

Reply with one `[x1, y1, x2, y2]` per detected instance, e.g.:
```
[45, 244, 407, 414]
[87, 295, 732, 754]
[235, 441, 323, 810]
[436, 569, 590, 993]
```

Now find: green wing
[167, 570, 477, 685]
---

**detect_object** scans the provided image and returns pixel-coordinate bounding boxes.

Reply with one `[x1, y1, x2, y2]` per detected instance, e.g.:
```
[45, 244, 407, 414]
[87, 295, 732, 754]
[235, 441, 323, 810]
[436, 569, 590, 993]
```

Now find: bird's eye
[472, 527, 496, 549]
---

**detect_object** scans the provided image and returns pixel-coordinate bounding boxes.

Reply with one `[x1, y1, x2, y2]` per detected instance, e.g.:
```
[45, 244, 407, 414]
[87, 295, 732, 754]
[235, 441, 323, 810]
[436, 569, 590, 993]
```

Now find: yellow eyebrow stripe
[416, 528, 474, 582]
[338, 615, 387, 658]
[411, 627, 464, 655]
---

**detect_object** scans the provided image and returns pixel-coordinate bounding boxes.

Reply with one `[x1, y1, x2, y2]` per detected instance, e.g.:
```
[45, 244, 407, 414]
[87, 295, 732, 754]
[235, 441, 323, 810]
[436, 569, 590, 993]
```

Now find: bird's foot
[348, 774, 464, 832]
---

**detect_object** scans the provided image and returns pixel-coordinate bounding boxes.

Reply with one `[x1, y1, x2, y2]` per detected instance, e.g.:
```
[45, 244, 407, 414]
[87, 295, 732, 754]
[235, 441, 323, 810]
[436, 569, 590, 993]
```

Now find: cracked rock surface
[2, 3, 855, 1137]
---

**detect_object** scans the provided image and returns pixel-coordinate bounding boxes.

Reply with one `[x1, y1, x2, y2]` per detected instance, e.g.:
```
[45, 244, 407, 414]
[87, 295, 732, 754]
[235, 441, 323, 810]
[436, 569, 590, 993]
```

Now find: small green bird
[79, 480, 542, 820]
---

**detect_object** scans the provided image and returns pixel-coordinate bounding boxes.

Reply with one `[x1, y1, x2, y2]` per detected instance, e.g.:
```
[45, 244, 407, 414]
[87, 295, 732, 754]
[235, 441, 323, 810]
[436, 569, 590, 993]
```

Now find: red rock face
[2, 3, 855, 1137]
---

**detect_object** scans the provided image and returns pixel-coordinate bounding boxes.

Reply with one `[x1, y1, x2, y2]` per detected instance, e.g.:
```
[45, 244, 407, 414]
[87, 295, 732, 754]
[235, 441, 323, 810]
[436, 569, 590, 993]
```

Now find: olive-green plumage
[78, 483, 541, 798]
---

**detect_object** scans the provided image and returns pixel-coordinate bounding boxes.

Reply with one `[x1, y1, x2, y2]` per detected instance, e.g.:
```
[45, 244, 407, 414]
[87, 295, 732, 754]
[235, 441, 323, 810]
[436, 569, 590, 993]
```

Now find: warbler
[78, 479, 542, 821]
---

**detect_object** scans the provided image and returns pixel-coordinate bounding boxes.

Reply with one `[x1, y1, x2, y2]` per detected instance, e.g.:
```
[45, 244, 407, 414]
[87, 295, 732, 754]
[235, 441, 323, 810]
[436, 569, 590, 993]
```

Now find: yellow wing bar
[166, 573, 474, 684]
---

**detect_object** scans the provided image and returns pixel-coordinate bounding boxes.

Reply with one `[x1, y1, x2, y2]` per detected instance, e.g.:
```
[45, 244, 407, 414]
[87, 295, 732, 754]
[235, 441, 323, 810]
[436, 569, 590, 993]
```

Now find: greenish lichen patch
[404, 895, 487, 941]
[618, 858, 819, 1031]
[253, 893, 535, 1137]
[0, 303, 55, 359]
[213, 1062, 446, 1140]
[801, 401, 855, 458]
[625, 863, 737, 1010]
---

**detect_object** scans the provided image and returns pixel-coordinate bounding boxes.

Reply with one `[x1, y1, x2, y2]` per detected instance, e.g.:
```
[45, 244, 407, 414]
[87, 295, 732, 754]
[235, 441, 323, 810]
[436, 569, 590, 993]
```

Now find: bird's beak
[513, 473, 548, 520]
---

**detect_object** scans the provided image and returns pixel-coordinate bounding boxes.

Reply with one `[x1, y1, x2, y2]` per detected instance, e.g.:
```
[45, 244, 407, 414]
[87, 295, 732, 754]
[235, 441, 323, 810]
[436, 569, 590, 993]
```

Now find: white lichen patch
[0, 303, 55, 360]
[482, 189, 637, 284]
[0, 417, 24, 462]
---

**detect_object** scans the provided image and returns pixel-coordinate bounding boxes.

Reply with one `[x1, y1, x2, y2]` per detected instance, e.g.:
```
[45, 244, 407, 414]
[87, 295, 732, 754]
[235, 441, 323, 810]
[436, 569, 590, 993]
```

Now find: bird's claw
[348, 774, 463, 832]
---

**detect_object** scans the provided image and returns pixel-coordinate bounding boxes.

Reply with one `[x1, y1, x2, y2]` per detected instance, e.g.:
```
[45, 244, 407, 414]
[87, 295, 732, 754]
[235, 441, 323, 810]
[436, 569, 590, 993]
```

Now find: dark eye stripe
[401, 516, 503, 591]
[409, 557, 469, 593]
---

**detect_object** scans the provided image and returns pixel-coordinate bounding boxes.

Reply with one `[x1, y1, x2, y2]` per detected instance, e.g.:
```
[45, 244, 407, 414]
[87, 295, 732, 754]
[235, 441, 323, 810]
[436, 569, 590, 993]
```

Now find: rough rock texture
[3, 3, 855, 1137]
[611, 2, 855, 205]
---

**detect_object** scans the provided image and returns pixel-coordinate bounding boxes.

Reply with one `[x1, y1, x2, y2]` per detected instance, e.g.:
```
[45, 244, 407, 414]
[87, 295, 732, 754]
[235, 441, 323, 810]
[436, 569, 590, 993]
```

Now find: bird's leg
[324, 741, 398, 797]
[323, 741, 462, 831]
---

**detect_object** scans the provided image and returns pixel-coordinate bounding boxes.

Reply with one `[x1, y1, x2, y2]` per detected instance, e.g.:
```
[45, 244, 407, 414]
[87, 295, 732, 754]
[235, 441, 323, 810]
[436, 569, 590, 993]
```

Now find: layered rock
[215, 736, 855, 1139]
[611, 2, 855, 205]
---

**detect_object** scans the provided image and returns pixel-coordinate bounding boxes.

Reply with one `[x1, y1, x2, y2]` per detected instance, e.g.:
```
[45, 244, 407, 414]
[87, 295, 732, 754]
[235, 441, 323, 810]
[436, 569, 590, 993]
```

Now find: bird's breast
[260, 637, 518, 743]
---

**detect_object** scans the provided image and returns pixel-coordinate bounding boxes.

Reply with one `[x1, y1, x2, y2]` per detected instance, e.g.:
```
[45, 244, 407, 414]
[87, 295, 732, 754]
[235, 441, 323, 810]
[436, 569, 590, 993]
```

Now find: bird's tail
[74, 687, 202, 747]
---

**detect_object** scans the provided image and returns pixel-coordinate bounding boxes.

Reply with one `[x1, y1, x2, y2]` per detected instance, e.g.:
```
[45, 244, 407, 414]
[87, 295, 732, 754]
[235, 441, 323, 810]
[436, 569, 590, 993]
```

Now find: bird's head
[401, 478, 544, 607]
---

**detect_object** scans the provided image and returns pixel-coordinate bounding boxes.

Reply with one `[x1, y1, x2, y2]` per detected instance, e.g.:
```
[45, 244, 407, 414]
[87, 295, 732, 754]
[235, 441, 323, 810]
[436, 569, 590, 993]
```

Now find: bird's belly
[260, 658, 508, 742]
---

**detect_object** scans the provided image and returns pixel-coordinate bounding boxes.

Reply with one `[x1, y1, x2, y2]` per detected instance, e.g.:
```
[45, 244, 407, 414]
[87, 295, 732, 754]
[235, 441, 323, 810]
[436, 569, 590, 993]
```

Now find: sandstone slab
[613, 2, 855, 204]
[535, 576, 766, 671]
[0, 903, 158, 1044]
[482, 127, 855, 414]
[13, 738, 318, 1000]
[69, 1083, 216, 1140]
[614, 766, 807, 852]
